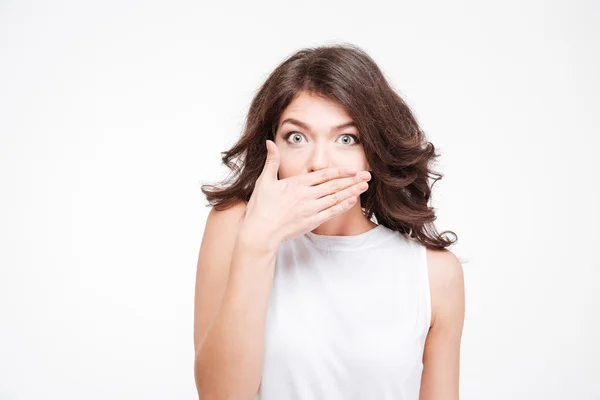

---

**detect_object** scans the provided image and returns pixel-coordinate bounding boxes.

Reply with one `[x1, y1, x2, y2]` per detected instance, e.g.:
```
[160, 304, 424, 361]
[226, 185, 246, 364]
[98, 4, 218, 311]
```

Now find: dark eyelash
[283, 132, 361, 144]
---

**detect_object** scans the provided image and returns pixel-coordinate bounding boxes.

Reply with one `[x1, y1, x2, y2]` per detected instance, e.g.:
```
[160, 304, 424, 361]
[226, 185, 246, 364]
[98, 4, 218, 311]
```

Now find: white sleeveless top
[254, 223, 431, 400]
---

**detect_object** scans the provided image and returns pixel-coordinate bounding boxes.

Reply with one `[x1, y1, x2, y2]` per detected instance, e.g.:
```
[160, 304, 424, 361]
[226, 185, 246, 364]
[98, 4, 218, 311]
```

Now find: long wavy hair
[201, 43, 457, 250]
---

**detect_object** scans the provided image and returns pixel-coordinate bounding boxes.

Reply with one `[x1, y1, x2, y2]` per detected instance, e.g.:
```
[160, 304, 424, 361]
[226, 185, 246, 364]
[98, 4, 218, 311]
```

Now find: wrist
[236, 223, 280, 254]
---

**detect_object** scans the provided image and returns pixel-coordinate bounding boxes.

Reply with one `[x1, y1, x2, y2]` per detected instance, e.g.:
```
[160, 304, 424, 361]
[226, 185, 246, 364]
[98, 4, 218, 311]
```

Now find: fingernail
[358, 171, 371, 180]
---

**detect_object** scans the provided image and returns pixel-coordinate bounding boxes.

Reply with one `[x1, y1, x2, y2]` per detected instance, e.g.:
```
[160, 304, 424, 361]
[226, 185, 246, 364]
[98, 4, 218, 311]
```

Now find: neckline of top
[302, 223, 395, 251]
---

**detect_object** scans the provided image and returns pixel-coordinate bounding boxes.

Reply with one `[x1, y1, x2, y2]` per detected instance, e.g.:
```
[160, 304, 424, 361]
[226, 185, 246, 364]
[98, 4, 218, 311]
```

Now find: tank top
[254, 223, 431, 400]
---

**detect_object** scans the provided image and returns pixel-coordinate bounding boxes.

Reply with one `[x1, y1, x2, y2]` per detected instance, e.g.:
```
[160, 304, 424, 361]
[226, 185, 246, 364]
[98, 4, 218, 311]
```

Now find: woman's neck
[309, 204, 377, 236]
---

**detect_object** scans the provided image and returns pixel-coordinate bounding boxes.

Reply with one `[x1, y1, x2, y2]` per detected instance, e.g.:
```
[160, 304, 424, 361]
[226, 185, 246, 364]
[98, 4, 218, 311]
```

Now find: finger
[297, 166, 357, 187]
[312, 180, 368, 214]
[259, 140, 280, 181]
[310, 171, 371, 199]
[314, 194, 359, 226]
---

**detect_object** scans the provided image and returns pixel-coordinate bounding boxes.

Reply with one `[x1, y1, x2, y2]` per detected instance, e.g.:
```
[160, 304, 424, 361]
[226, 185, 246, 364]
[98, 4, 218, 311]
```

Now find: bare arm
[193, 202, 247, 354]
[419, 249, 465, 400]
[193, 202, 278, 400]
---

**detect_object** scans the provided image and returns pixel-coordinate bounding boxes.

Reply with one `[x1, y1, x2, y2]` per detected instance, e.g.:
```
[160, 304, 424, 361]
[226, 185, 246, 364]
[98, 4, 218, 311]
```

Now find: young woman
[194, 43, 465, 400]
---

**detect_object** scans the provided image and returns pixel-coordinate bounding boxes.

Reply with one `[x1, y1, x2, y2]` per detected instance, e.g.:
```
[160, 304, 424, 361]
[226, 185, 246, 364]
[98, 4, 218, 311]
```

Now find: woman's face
[274, 91, 371, 181]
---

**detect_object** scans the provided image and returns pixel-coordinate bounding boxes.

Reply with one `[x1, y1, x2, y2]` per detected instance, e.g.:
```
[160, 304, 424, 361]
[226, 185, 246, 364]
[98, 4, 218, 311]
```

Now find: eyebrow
[279, 118, 357, 132]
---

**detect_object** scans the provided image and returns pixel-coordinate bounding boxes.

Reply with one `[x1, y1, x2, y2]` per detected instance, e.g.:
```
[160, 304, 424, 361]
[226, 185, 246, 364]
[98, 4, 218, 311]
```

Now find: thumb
[261, 140, 280, 181]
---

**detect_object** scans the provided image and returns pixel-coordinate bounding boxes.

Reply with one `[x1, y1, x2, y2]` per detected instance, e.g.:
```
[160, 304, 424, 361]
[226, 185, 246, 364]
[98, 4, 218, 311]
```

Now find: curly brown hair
[201, 43, 457, 250]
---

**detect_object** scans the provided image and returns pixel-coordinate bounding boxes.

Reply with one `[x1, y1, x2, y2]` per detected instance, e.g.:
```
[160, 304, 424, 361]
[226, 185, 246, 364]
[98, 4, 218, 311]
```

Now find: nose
[308, 142, 331, 173]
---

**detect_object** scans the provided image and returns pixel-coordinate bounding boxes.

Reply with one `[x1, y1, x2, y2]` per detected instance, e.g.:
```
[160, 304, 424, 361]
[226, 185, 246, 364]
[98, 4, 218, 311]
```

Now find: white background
[1, 0, 598, 399]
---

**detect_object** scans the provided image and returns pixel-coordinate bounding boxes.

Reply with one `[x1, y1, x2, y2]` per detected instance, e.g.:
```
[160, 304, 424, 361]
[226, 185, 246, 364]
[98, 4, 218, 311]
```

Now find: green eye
[340, 135, 353, 144]
[338, 134, 359, 145]
[284, 132, 306, 144]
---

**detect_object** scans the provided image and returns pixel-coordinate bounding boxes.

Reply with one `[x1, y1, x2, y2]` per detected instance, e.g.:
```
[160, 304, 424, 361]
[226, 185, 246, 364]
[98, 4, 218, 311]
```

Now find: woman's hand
[241, 139, 371, 250]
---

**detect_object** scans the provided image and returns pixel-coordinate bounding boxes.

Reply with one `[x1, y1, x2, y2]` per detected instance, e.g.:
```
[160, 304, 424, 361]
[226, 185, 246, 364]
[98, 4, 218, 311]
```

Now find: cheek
[277, 159, 300, 180]
[363, 158, 371, 171]
[273, 148, 292, 179]
[349, 152, 370, 171]
[359, 150, 371, 170]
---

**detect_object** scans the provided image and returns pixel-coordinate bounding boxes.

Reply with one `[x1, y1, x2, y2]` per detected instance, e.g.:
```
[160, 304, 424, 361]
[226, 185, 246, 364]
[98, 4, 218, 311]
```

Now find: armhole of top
[421, 244, 433, 334]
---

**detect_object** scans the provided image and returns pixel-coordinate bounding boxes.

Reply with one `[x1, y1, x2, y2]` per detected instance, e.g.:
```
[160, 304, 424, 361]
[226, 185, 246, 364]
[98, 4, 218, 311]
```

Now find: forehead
[279, 92, 352, 122]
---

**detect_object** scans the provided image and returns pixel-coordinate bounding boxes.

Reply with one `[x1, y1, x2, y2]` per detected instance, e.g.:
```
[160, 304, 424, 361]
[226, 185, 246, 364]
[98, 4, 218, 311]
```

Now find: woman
[194, 43, 465, 400]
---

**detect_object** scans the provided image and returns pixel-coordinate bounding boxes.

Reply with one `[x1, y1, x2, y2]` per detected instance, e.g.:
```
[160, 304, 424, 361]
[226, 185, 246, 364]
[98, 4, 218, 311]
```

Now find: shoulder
[206, 200, 247, 222]
[425, 248, 465, 328]
[203, 200, 248, 238]
[426, 248, 464, 292]
[201, 200, 249, 246]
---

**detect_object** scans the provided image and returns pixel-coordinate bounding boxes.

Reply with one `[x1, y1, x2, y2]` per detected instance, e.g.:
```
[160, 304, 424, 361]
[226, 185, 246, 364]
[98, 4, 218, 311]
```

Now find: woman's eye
[285, 132, 304, 144]
[285, 132, 306, 144]
[337, 134, 360, 145]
